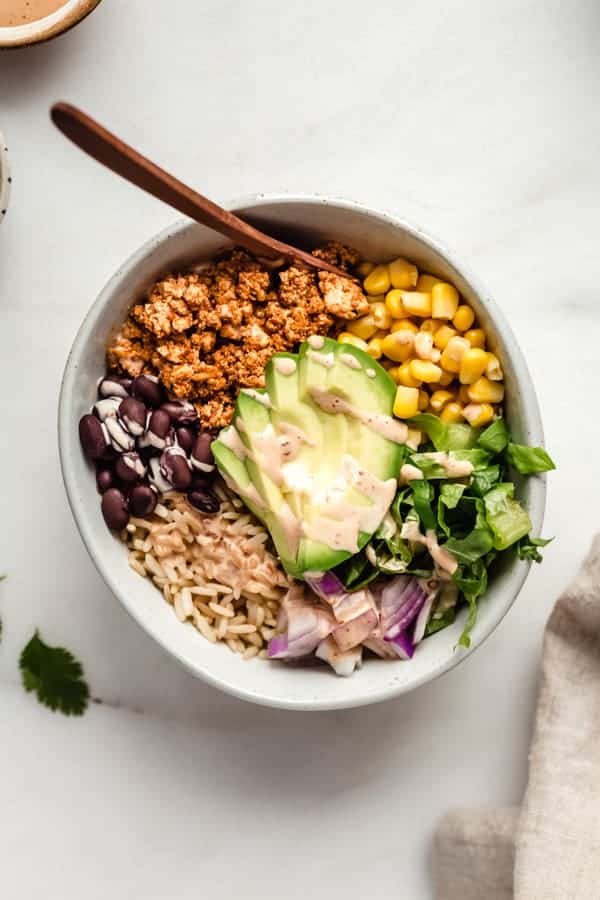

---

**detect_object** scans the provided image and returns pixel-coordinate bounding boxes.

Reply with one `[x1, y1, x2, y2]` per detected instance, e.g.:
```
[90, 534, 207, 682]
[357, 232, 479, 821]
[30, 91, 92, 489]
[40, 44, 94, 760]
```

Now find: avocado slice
[214, 339, 404, 578]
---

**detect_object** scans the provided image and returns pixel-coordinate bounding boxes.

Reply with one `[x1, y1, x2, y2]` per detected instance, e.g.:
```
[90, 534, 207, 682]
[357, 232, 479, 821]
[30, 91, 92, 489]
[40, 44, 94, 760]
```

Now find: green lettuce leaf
[506, 443, 556, 474]
[410, 414, 479, 451]
[478, 418, 510, 453]
[483, 483, 532, 550]
[410, 480, 436, 530]
[516, 534, 553, 563]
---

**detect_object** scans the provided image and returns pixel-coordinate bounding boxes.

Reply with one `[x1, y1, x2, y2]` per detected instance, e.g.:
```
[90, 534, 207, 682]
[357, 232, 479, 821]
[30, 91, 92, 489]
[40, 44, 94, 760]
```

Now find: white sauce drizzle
[308, 334, 325, 350]
[400, 519, 458, 575]
[241, 388, 272, 408]
[339, 352, 362, 371]
[307, 349, 335, 368]
[366, 368, 376, 378]
[310, 387, 409, 444]
[400, 463, 424, 484]
[273, 357, 297, 376]
[279, 501, 301, 557]
[421, 451, 474, 478]
[242, 483, 267, 510]
[219, 425, 247, 459]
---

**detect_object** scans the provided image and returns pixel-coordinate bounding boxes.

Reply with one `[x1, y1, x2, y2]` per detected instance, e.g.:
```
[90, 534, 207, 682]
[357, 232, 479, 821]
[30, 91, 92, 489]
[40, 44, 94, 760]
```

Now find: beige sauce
[310, 387, 409, 444]
[279, 501, 301, 557]
[422, 451, 474, 478]
[273, 357, 296, 376]
[0, 0, 67, 25]
[339, 352, 362, 371]
[400, 463, 424, 484]
[220, 425, 247, 459]
[241, 388, 272, 408]
[278, 421, 315, 452]
[366, 368, 376, 378]
[242, 483, 266, 510]
[400, 519, 458, 575]
[307, 349, 335, 368]
[308, 334, 325, 350]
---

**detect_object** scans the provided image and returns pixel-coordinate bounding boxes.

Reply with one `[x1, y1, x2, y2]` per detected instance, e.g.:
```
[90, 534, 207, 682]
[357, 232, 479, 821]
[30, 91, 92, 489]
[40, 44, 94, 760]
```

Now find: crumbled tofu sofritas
[107, 242, 368, 430]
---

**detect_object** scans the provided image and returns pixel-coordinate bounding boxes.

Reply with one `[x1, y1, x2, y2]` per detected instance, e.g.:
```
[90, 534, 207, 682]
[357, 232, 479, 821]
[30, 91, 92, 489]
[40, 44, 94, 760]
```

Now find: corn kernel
[458, 384, 471, 404]
[367, 294, 385, 304]
[389, 257, 419, 290]
[393, 385, 420, 419]
[396, 362, 421, 388]
[438, 370, 455, 386]
[418, 389, 430, 411]
[464, 328, 486, 349]
[369, 301, 392, 330]
[374, 329, 389, 340]
[417, 274, 440, 292]
[486, 353, 504, 381]
[405, 427, 423, 450]
[391, 318, 419, 335]
[414, 331, 434, 360]
[459, 348, 490, 384]
[381, 330, 415, 362]
[463, 403, 495, 427]
[431, 283, 460, 320]
[440, 336, 470, 373]
[401, 291, 432, 318]
[410, 359, 443, 383]
[364, 264, 391, 295]
[453, 304, 475, 332]
[433, 324, 457, 350]
[439, 402, 464, 423]
[430, 347, 442, 363]
[356, 261, 374, 278]
[366, 337, 383, 359]
[346, 314, 378, 341]
[385, 288, 406, 319]
[420, 318, 442, 334]
[338, 332, 368, 351]
[429, 389, 454, 413]
[467, 377, 505, 404]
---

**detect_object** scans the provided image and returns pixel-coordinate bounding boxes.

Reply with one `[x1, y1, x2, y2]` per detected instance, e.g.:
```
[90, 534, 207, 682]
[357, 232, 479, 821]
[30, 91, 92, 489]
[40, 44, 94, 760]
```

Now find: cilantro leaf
[19, 631, 89, 716]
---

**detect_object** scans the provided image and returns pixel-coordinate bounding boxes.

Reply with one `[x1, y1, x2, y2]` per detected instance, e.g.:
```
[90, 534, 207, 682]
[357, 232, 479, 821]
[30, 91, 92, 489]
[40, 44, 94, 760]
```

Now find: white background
[1, 1, 599, 897]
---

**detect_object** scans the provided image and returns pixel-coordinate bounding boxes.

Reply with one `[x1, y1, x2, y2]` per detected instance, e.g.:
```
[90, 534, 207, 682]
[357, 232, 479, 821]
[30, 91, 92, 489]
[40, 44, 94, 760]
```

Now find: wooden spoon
[50, 102, 355, 280]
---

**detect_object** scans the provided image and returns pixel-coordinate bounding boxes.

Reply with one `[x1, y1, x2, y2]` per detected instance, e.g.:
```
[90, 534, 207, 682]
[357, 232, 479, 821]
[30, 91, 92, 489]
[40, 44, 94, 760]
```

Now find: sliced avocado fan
[211, 337, 404, 577]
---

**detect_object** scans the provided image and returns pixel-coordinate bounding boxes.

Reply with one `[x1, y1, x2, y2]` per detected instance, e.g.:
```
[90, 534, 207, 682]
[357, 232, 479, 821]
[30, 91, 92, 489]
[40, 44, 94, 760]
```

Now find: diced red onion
[305, 571, 346, 598]
[375, 576, 427, 637]
[385, 630, 415, 660]
[413, 584, 438, 644]
[316, 637, 362, 676]
[267, 634, 289, 658]
[268, 585, 335, 659]
[332, 607, 378, 652]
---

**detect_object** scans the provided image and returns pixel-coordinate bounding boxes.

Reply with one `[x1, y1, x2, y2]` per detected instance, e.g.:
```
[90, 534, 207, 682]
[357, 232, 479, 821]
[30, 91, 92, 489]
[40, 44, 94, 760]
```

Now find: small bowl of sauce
[0, 0, 102, 48]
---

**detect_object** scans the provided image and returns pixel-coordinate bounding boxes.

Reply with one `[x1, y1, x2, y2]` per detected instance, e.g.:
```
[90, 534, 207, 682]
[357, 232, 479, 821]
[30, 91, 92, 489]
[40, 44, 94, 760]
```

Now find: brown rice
[123, 482, 288, 658]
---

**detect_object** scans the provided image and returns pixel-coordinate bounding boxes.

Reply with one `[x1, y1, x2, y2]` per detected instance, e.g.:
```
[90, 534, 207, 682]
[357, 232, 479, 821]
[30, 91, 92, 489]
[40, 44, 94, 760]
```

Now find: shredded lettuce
[506, 443, 556, 474]
[477, 418, 510, 453]
[483, 483, 532, 550]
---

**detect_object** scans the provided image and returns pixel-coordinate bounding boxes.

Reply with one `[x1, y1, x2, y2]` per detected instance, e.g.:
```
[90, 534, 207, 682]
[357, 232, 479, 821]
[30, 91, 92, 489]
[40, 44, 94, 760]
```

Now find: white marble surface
[1, 1, 599, 897]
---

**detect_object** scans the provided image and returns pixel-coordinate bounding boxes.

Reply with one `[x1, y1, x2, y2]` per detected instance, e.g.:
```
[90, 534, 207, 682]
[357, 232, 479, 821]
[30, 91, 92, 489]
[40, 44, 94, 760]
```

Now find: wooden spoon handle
[50, 102, 353, 278]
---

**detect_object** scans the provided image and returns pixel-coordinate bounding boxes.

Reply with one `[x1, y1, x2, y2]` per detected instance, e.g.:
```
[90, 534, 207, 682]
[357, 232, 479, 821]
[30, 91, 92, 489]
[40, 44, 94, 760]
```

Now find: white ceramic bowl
[59, 195, 546, 710]
[0, 0, 101, 48]
[0, 131, 9, 223]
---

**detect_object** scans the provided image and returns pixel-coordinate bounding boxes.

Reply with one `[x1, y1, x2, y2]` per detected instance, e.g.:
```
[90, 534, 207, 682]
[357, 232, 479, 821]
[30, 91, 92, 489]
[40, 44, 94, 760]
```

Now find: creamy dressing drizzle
[307, 349, 335, 368]
[303, 455, 396, 553]
[339, 352, 362, 370]
[241, 388, 272, 408]
[308, 334, 325, 350]
[219, 425, 247, 458]
[366, 368, 376, 378]
[400, 463, 424, 484]
[310, 387, 409, 444]
[400, 519, 458, 575]
[273, 357, 297, 376]
[421, 451, 474, 478]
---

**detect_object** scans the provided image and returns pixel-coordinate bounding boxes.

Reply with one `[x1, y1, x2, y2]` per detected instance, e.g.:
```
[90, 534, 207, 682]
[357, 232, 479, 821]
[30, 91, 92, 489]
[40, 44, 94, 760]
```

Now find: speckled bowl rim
[0, 0, 101, 48]
[58, 193, 546, 711]
[0, 131, 9, 222]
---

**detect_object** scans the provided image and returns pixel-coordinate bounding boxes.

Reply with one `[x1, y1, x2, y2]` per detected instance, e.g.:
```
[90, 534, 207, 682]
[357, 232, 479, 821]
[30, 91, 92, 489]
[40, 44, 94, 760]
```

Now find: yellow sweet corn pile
[340, 256, 505, 444]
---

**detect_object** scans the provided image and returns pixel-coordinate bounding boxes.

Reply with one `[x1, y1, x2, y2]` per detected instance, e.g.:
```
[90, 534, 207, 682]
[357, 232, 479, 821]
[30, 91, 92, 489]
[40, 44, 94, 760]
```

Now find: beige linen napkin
[433, 535, 600, 900]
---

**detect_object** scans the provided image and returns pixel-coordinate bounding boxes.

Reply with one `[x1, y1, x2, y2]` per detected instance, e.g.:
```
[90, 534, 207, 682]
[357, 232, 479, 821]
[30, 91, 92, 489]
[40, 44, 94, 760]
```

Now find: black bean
[188, 490, 220, 514]
[160, 400, 198, 426]
[98, 375, 131, 399]
[176, 426, 195, 454]
[160, 447, 192, 491]
[94, 397, 121, 421]
[118, 397, 147, 436]
[190, 432, 215, 472]
[131, 374, 164, 408]
[79, 414, 109, 461]
[129, 484, 157, 517]
[147, 408, 171, 445]
[115, 451, 146, 483]
[101, 488, 129, 530]
[96, 468, 114, 493]
[190, 471, 214, 491]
